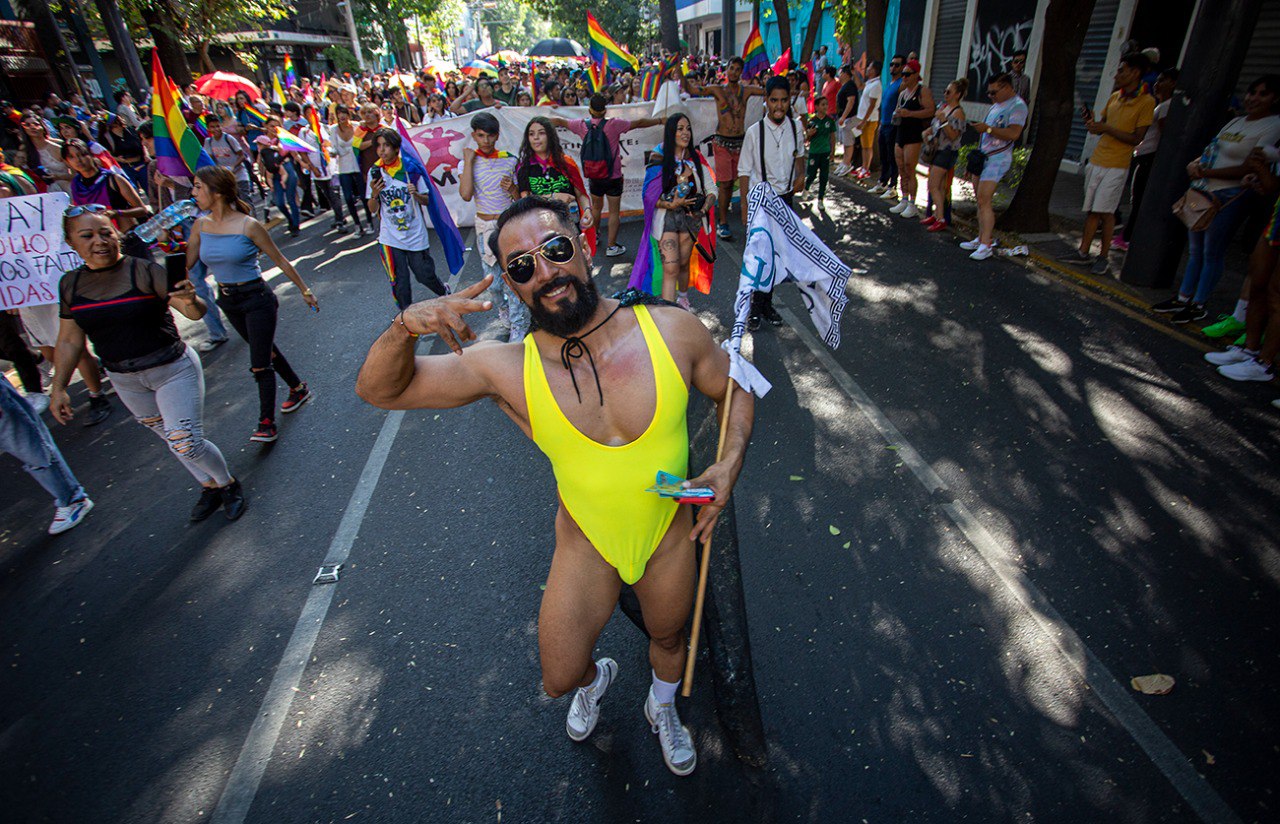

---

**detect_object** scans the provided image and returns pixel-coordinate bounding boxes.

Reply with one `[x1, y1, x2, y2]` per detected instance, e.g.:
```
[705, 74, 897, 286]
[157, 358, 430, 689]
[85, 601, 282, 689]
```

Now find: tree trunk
[799, 0, 825, 63]
[996, 0, 1097, 233]
[139, 3, 192, 87]
[660, 0, 680, 53]
[865, 0, 886, 63]
[197, 41, 216, 75]
[775, 0, 793, 60]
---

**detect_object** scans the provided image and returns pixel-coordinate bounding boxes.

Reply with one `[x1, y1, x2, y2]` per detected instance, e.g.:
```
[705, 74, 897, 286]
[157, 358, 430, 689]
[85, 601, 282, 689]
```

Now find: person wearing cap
[889, 58, 932, 220]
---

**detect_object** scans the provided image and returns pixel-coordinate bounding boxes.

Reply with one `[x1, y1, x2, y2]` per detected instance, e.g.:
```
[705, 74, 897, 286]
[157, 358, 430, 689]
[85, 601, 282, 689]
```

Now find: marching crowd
[4, 46, 1280, 541]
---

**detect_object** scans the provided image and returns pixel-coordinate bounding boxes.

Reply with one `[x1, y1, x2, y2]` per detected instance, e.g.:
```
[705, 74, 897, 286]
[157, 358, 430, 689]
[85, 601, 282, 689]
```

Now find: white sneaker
[1218, 357, 1275, 382]
[834, 163, 849, 176]
[49, 497, 93, 535]
[959, 237, 982, 251]
[879, 188, 898, 201]
[888, 200, 908, 214]
[868, 183, 887, 195]
[969, 244, 994, 261]
[566, 658, 617, 742]
[24, 392, 50, 415]
[676, 294, 692, 311]
[605, 244, 627, 257]
[1205, 346, 1255, 366]
[644, 688, 697, 776]
[900, 202, 918, 219]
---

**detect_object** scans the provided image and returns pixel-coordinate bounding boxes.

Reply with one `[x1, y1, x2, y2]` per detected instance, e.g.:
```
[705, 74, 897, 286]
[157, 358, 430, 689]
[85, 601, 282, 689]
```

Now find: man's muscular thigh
[630, 506, 697, 640]
[537, 507, 621, 697]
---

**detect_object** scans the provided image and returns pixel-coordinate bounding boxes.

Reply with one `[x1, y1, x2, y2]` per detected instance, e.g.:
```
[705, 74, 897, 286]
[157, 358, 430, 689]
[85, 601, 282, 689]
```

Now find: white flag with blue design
[725, 183, 851, 397]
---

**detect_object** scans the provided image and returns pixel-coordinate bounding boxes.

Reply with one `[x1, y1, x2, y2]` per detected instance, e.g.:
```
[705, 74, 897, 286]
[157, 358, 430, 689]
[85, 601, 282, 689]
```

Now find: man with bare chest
[356, 196, 754, 775]
[683, 57, 763, 241]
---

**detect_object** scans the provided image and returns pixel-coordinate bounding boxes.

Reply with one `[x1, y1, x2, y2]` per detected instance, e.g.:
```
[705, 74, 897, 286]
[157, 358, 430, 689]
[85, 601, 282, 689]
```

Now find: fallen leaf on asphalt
[842, 542, 851, 549]
[885, 445, 900, 451]
[829, 525, 841, 536]
[1202, 750, 1215, 765]
[789, 475, 804, 481]
[1130, 674, 1175, 695]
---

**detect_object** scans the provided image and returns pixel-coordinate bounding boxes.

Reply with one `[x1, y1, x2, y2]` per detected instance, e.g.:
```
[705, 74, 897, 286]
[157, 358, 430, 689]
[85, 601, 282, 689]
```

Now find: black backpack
[581, 118, 614, 180]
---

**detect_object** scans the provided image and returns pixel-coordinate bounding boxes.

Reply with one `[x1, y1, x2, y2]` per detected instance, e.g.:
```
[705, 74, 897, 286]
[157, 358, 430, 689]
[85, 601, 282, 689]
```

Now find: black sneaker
[1171, 303, 1208, 325]
[1057, 248, 1093, 264]
[764, 304, 784, 327]
[190, 486, 223, 522]
[747, 313, 761, 332]
[1151, 297, 1188, 313]
[220, 478, 247, 521]
[281, 383, 312, 414]
[250, 418, 278, 443]
[84, 395, 112, 427]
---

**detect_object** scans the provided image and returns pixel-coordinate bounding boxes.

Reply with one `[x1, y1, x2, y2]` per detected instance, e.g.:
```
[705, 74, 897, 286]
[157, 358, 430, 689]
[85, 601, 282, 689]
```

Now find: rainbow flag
[394, 118, 465, 276]
[151, 51, 214, 178]
[587, 57, 606, 94]
[304, 106, 330, 167]
[742, 23, 768, 79]
[629, 145, 716, 295]
[192, 112, 209, 140]
[274, 129, 318, 155]
[240, 103, 270, 127]
[283, 54, 297, 87]
[587, 12, 637, 73]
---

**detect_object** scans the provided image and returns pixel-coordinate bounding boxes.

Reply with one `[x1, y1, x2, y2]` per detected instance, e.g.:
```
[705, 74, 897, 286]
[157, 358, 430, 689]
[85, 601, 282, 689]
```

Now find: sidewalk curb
[826, 170, 1216, 353]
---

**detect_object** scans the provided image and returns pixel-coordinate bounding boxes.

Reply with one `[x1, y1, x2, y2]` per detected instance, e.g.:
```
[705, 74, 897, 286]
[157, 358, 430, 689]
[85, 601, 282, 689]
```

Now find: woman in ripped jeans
[51, 206, 247, 522]
[186, 166, 318, 445]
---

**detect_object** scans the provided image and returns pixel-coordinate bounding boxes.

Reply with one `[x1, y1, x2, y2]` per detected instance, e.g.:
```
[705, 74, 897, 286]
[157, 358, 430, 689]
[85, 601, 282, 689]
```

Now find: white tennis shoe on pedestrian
[566, 658, 617, 742]
[888, 200, 908, 214]
[900, 202, 919, 219]
[644, 688, 697, 776]
[49, 497, 93, 535]
[1205, 346, 1254, 366]
[969, 244, 995, 261]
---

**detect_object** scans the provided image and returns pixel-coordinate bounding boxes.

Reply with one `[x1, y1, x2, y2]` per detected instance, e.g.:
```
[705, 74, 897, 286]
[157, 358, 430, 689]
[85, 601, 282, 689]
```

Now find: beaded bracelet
[396, 311, 419, 339]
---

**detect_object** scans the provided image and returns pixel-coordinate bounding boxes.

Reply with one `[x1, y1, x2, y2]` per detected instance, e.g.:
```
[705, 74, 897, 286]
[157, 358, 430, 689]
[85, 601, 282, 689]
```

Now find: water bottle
[130, 199, 199, 243]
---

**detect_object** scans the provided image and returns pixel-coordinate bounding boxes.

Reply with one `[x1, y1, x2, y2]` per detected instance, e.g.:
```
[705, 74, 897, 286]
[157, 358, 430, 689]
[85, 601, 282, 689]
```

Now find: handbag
[965, 149, 987, 177]
[1172, 187, 1246, 232]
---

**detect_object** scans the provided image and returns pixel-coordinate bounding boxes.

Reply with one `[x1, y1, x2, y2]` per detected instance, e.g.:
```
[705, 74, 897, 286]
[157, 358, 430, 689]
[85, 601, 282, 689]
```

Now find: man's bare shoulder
[645, 304, 717, 355]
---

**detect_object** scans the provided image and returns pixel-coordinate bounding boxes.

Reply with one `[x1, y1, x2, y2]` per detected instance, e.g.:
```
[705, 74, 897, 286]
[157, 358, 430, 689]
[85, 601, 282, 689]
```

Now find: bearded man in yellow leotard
[356, 196, 754, 776]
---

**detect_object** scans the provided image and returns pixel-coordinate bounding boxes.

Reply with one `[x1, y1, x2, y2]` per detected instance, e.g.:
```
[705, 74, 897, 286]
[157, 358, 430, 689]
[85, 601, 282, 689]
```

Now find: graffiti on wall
[967, 16, 1034, 100]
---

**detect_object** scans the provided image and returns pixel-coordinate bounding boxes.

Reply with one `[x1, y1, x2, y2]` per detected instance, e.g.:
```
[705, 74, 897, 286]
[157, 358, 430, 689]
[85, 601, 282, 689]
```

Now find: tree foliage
[486, 0, 552, 54]
[526, 1, 657, 56]
[352, 0, 449, 67]
[831, 0, 865, 48]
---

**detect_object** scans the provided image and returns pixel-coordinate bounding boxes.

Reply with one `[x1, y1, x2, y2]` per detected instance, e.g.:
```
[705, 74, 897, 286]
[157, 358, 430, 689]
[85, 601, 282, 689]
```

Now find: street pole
[22, 0, 81, 98]
[721, 0, 736, 62]
[91, 0, 148, 101]
[62, 0, 115, 110]
[337, 1, 366, 72]
[1119, 0, 1264, 288]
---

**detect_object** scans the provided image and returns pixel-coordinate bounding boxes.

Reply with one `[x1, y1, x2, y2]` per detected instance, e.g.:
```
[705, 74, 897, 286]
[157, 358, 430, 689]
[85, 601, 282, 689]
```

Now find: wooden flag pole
[681, 377, 736, 697]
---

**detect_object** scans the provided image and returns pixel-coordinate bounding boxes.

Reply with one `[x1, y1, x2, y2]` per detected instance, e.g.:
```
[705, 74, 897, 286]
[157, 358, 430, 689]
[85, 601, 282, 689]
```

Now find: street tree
[125, 0, 193, 86]
[181, 0, 294, 74]
[659, 0, 679, 54]
[863, 0, 884, 62]
[798, 0, 826, 63]
[773, 0, 792, 59]
[997, 0, 1098, 233]
[527, 2, 656, 58]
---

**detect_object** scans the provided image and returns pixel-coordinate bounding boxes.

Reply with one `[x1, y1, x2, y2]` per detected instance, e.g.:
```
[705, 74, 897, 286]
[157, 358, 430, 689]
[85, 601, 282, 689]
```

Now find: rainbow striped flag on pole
[151, 51, 213, 178]
[587, 13, 638, 73]
[394, 118, 466, 276]
[742, 23, 769, 79]
[587, 56, 606, 93]
[283, 53, 297, 87]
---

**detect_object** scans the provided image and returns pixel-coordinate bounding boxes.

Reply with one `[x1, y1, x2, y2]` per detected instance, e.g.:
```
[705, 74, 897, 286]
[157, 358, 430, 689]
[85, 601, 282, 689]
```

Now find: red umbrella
[195, 72, 262, 101]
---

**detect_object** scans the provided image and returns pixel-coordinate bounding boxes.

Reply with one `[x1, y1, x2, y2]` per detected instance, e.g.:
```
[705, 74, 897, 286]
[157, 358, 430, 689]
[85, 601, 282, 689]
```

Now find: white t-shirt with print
[1196, 114, 1280, 192]
[366, 166, 432, 252]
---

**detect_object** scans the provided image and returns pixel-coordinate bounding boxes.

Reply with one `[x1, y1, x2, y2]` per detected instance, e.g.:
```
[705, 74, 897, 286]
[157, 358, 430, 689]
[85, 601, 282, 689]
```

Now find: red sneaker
[928, 220, 950, 232]
[281, 382, 312, 414]
[250, 418, 278, 443]
[919, 215, 938, 227]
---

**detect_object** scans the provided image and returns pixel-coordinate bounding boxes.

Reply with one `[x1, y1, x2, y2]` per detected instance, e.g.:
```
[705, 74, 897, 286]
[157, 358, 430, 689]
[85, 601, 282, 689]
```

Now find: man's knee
[648, 628, 685, 655]
[541, 663, 589, 698]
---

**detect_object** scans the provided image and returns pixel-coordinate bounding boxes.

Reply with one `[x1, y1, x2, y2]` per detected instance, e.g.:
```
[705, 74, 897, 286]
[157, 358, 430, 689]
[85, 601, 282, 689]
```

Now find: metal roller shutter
[929, 0, 968, 98]
[1235, 0, 1280, 100]
[1067, 0, 1122, 162]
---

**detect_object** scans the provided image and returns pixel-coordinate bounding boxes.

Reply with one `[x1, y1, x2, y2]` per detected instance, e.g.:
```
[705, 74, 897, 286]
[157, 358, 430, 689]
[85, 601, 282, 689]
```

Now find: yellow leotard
[523, 304, 689, 584]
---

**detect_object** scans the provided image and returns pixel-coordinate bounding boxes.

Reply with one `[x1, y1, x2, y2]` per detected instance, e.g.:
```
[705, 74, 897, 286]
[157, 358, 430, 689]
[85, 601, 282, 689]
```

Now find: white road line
[717, 241, 1241, 824]
[210, 407, 405, 824]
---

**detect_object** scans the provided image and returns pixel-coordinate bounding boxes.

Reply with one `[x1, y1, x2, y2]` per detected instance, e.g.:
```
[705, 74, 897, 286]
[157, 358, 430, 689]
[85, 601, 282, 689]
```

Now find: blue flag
[395, 118, 466, 276]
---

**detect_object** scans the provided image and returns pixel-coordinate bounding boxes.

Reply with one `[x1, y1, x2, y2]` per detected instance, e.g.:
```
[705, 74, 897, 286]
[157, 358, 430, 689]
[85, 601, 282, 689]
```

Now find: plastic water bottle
[130, 199, 199, 243]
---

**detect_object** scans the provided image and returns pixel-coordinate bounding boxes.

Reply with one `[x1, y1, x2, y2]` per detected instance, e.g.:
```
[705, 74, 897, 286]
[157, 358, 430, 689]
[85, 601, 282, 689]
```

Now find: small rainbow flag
[283, 53, 297, 87]
[240, 103, 269, 127]
[587, 57, 606, 94]
[640, 60, 669, 101]
[304, 106, 330, 167]
[151, 51, 214, 178]
[587, 12, 637, 73]
[192, 112, 209, 140]
[274, 129, 318, 155]
[742, 23, 768, 79]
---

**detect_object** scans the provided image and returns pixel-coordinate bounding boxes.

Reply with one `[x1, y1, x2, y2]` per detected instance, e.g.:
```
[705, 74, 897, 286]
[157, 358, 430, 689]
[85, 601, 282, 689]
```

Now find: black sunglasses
[506, 234, 576, 283]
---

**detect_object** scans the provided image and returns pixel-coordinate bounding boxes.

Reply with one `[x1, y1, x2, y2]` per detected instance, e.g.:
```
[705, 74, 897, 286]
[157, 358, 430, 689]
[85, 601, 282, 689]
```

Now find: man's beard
[527, 275, 600, 338]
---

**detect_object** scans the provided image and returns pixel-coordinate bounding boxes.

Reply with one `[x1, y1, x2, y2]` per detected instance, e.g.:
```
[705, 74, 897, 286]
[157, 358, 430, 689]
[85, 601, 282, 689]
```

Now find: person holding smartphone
[53, 205, 246, 522]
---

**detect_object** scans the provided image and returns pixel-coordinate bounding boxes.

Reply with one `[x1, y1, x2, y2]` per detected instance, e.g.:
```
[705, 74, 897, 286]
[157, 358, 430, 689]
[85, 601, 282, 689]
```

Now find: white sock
[585, 662, 607, 694]
[1234, 299, 1248, 323]
[678, 290, 688, 300]
[651, 671, 680, 705]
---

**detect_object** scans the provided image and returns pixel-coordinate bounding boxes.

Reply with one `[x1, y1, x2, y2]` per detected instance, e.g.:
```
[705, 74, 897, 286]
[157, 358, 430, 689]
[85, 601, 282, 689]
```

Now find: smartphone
[164, 253, 187, 291]
[370, 166, 382, 184]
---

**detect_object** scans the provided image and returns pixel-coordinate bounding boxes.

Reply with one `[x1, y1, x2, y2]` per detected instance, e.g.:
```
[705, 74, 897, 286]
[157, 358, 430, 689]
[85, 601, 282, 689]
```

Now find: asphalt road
[2, 181, 1278, 824]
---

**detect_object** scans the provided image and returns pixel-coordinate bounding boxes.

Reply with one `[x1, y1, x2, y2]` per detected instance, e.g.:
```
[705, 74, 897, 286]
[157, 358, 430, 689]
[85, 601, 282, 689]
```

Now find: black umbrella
[527, 37, 588, 58]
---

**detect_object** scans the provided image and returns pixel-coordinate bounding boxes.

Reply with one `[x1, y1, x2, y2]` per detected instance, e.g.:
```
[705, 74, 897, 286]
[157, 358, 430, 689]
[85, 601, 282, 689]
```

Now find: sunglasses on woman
[505, 234, 576, 284]
[64, 203, 109, 217]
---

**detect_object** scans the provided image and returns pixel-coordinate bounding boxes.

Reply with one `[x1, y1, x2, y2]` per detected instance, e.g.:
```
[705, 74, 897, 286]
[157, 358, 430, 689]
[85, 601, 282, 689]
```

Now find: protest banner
[0, 192, 81, 310]
[405, 99, 721, 228]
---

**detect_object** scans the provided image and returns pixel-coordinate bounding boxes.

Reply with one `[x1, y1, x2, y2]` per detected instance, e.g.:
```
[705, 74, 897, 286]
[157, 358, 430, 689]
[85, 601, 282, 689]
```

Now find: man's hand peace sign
[400, 274, 495, 354]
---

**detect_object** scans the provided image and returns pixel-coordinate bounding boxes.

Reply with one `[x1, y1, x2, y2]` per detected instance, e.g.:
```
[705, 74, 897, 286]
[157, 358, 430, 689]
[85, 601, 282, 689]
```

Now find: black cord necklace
[558, 301, 624, 406]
